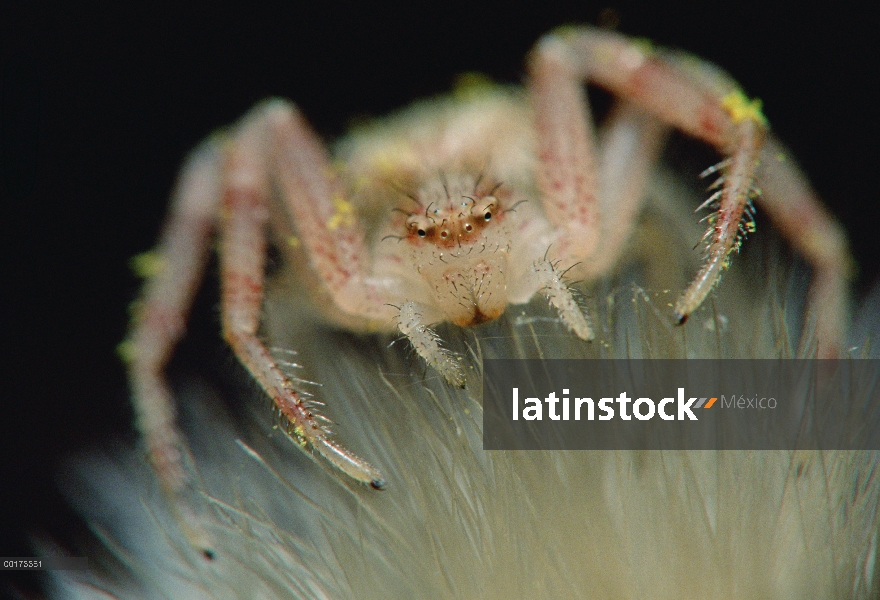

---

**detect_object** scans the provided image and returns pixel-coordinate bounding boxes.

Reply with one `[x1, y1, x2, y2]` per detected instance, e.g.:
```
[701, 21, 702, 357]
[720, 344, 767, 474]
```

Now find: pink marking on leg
[528, 36, 601, 260]
[222, 188, 264, 211]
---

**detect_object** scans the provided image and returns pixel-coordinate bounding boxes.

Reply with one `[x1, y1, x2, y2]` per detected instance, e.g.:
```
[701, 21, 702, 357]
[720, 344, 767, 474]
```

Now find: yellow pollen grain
[630, 37, 655, 56]
[292, 425, 307, 446]
[722, 91, 768, 126]
[286, 235, 301, 248]
[452, 71, 496, 101]
[326, 195, 356, 230]
[130, 250, 166, 278]
[116, 339, 137, 363]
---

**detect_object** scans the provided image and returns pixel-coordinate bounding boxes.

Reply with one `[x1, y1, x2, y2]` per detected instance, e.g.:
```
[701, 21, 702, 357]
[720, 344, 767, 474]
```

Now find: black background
[2, 2, 877, 593]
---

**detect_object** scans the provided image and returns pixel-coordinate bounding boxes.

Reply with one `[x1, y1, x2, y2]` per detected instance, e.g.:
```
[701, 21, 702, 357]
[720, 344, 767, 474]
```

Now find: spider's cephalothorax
[401, 174, 515, 327]
[124, 26, 851, 556]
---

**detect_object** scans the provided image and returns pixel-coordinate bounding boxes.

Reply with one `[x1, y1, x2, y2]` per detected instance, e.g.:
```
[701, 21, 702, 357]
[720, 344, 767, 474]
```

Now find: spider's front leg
[123, 103, 388, 558]
[529, 27, 851, 354]
[221, 101, 386, 489]
[527, 31, 670, 337]
[268, 102, 470, 388]
[530, 27, 762, 316]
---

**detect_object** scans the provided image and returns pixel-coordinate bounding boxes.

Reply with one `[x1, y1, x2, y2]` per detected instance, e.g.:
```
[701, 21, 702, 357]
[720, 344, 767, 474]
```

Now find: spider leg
[218, 104, 385, 488]
[126, 102, 386, 547]
[527, 34, 602, 263]
[528, 27, 772, 328]
[591, 102, 669, 277]
[267, 99, 395, 328]
[756, 137, 852, 357]
[121, 141, 221, 558]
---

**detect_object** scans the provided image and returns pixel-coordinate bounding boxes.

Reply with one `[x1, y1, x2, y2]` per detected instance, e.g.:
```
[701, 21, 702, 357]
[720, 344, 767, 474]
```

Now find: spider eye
[464, 223, 473, 232]
[440, 230, 449, 238]
[417, 229, 426, 237]
[484, 212, 492, 221]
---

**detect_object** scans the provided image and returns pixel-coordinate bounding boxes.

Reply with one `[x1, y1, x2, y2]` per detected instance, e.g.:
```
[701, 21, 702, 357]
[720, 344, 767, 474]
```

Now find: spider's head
[392, 174, 517, 328]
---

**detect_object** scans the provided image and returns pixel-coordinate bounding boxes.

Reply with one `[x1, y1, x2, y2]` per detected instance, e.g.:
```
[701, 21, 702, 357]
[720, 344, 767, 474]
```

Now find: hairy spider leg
[758, 137, 852, 357]
[122, 142, 221, 558]
[219, 104, 385, 488]
[125, 103, 388, 559]
[529, 27, 850, 355]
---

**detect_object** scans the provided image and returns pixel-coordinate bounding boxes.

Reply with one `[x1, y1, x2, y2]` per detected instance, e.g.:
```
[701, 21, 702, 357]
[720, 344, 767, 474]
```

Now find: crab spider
[122, 26, 851, 554]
